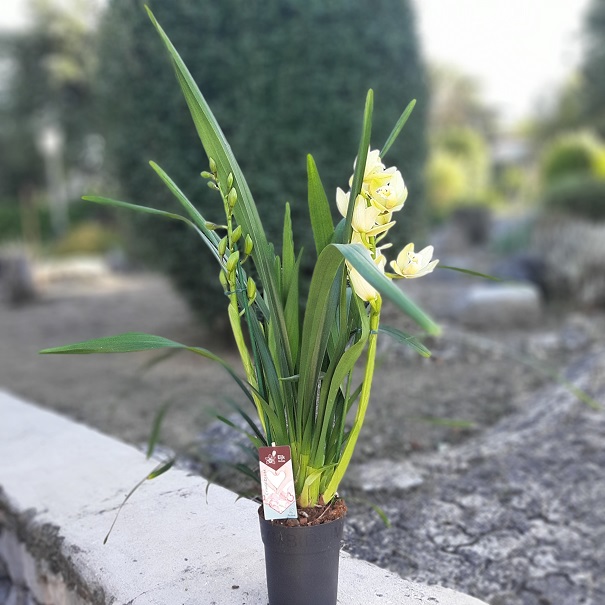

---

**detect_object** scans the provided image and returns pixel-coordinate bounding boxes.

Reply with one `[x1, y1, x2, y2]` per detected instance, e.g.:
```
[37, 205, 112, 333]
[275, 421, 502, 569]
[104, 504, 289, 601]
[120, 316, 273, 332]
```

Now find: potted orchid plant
[41, 7, 440, 605]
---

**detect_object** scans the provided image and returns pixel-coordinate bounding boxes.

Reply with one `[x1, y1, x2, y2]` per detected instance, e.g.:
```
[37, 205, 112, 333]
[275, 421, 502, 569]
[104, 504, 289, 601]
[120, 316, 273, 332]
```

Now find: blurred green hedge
[540, 132, 605, 187]
[95, 0, 428, 329]
[542, 176, 605, 221]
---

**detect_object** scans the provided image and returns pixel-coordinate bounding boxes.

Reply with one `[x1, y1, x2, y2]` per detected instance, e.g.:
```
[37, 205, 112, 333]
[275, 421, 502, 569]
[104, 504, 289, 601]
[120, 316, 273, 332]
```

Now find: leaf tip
[429, 323, 442, 337]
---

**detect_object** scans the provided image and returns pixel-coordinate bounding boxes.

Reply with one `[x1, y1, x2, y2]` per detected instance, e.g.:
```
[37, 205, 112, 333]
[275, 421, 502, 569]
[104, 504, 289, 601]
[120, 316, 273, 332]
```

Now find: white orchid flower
[351, 196, 395, 238]
[350, 148, 396, 190]
[369, 169, 408, 213]
[347, 254, 386, 303]
[390, 243, 439, 279]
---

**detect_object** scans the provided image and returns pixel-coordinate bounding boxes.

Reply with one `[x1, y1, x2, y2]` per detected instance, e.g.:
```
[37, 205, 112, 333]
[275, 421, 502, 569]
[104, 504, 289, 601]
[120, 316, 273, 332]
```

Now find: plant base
[258, 506, 345, 605]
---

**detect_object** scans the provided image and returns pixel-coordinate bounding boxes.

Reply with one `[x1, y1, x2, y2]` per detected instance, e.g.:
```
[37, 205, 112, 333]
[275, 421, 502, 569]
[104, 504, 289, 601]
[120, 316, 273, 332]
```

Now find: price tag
[259, 444, 297, 520]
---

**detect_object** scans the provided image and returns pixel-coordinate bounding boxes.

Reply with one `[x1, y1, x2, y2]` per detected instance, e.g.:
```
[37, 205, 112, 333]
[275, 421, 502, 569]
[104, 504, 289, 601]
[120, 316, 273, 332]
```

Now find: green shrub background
[541, 176, 605, 221]
[95, 0, 428, 328]
[540, 132, 605, 187]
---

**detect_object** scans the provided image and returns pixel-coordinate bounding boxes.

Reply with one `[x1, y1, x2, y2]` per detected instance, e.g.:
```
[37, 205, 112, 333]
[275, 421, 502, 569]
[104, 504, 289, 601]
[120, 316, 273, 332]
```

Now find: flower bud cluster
[202, 159, 257, 307]
[337, 148, 438, 304]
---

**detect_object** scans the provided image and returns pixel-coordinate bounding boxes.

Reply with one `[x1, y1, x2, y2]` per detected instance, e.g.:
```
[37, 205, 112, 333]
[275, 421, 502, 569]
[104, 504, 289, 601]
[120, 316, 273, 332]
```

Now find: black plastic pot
[258, 510, 345, 605]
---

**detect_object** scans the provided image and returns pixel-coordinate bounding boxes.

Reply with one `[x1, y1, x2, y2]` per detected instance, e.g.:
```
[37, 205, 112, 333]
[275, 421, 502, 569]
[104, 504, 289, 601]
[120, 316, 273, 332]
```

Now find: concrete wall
[0, 390, 487, 605]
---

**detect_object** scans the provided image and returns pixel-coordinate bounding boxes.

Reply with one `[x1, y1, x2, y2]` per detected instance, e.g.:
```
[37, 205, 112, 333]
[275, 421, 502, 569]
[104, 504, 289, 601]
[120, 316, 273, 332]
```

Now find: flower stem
[322, 299, 381, 503]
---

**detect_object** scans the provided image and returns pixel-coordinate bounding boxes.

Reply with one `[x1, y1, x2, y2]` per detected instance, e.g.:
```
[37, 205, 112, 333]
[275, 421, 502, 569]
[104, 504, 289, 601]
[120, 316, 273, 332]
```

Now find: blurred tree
[95, 0, 428, 329]
[428, 63, 497, 140]
[425, 151, 467, 218]
[434, 127, 490, 195]
[582, 0, 605, 136]
[527, 75, 585, 145]
[0, 0, 101, 242]
[426, 127, 491, 219]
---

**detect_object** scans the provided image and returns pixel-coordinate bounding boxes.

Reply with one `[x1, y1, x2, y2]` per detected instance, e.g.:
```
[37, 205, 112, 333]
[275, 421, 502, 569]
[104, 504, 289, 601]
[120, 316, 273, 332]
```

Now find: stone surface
[345, 459, 424, 492]
[0, 252, 36, 305]
[453, 283, 542, 329]
[345, 347, 605, 605]
[0, 390, 487, 605]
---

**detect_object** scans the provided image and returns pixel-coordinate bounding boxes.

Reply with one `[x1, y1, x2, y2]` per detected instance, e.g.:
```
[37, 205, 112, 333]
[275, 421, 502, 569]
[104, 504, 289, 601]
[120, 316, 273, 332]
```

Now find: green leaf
[83, 195, 193, 227]
[149, 161, 219, 245]
[223, 398, 267, 445]
[343, 90, 373, 242]
[282, 203, 295, 295]
[82, 194, 218, 260]
[284, 255, 301, 369]
[103, 458, 174, 544]
[378, 325, 431, 358]
[297, 246, 346, 437]
[40, 332, 256, 407]
[312, 294, 369, 465]
[439, 265, 502, 281]
[146, 402, 172, 459]
[380, 99, 416, 159]
[146, 6, 293, 373]
[307, 154, 334, 256]
[335, 243, 441, 335]
[40, 332, 197, 354]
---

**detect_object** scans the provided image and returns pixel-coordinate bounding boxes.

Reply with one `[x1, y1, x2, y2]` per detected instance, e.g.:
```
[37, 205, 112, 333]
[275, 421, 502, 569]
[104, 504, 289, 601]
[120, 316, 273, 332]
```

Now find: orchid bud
[226, 250, 240, 273]
[227, 187, 238, 209]
[247, 276, 257, 301]
[244, 234, 253, 256]
[227, 172, 234, 189]
[219, 269, 228, 291]
[232, 224, 242, 243]
[218, 236, 228, 257]
[201, 171, 214, 180]
[207, 181, 219, 191]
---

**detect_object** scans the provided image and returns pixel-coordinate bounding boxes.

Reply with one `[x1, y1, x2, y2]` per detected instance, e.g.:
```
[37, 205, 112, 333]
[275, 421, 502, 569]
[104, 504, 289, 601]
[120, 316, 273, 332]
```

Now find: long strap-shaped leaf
[145, 7, 293, 374]
[148, 161, 219, 246]
[380, 99, 416, 159]
[40, 332, 254, 405]
[307, 154, 334, 256]
[378, 325, 431, 358]
[343, 90, 374, 242]
[297, 246, 345, 439]
[82, 195, 219, 262]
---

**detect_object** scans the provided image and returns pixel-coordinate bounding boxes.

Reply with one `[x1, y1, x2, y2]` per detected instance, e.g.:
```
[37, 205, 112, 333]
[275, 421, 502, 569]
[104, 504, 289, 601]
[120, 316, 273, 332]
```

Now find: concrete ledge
[0, 390, 488, 605]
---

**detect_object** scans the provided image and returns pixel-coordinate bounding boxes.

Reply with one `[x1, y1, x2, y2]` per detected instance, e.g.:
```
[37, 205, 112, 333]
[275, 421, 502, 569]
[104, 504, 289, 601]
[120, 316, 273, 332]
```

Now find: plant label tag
[259, 444, 297, 520]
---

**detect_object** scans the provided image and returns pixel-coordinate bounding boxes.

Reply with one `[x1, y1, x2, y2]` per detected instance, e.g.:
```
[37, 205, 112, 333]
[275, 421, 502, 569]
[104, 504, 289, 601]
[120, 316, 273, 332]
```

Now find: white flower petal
[336, 187, 350, 219]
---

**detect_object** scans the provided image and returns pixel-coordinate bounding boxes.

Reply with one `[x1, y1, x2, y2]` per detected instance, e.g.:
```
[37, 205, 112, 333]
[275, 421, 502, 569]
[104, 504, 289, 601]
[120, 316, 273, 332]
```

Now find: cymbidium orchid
[370, 169, 408, 213]
[351, 195, 394, 238]
[346, 254, 386, 305]
[389, 243, 439, 279]
[41, 11, 441, 516]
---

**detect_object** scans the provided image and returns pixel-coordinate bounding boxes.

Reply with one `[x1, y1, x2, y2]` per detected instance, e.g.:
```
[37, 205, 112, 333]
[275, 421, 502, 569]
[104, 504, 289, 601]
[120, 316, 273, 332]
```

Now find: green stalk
[227, 303, 265, 435]
[322, 299, 381, 503]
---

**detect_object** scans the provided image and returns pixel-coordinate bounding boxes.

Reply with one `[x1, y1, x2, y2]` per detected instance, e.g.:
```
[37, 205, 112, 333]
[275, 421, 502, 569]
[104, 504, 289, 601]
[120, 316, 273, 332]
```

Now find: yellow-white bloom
[351, 195, 380, 233]
[369, 170, 408, 213]
[351, 196, 395, 238]
[336, 187, 350, 218]
[350, 149, 396, 191]
[347, 254, 386, 302]
[390, 243, 439, 279]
